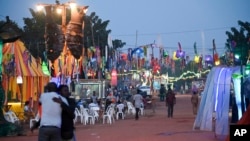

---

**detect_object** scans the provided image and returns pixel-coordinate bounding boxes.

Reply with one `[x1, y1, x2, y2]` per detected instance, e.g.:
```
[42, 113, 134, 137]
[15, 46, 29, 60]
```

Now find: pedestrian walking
[133, 89, 143, 120]
[38, 82, 68, 141]
[191, 91, 199, 115]
[166, 85, 176, 118]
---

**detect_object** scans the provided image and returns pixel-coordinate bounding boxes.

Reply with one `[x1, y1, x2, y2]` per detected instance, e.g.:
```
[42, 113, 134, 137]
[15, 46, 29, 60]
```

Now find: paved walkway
[0, 94, 227, 141]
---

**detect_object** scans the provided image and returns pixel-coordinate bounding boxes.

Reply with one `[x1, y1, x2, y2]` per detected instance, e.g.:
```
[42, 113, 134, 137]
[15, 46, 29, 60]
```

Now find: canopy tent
[1, 40, 50, 104]
[193, 66, 249, 136]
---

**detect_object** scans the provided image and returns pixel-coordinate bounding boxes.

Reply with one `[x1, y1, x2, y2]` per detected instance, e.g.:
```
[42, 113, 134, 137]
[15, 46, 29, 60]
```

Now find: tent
[2, 40, 50, 105]
[193, 66, 249, 136]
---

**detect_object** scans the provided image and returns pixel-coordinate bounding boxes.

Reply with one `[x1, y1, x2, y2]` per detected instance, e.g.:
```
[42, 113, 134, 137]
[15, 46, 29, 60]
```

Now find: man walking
[166, 85, 176, 118]
[133, 89, 143, 120]
[38, 82, 68, 141]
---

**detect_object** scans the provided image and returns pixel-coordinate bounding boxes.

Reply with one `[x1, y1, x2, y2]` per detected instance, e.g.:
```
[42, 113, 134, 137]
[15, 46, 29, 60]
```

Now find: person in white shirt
[133, 89, 143, 120]
[89, 99, 98, 109]
[24, 101, 34, 121]
[91, 91, 98, 104]
[38, 82, 68, 141]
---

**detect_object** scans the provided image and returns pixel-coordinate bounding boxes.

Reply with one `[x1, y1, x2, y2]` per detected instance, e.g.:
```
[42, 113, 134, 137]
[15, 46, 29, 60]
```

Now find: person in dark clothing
[159, 84, 167, 101]
[166, 85, 176, 118]
[53, 85, 76, 141]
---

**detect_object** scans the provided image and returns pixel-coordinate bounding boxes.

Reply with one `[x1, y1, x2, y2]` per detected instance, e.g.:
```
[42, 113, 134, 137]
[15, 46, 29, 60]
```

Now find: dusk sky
[1, 0, 250, 59]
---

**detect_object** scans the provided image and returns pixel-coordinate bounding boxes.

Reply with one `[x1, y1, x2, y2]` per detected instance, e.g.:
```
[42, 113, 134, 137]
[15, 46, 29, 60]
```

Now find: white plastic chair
[139, 103, 144, 116]
[4, 111, 20, 124]
[103, 107, 113, 124]
[30, 113, 40, 129]
[127, 102, 136, 115]
[82, 108, 95, 125]
[89, 107, 99, 122]
[116, 104, 125, 120]
[74, 108, 83, 124]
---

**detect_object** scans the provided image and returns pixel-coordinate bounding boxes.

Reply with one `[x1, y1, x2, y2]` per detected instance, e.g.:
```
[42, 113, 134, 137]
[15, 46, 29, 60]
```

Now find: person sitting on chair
[24, 101, 34, 122]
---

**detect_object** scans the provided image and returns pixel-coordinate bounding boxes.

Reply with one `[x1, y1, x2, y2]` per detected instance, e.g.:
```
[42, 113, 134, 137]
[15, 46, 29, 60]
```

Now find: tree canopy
[225, 20, 250, 66]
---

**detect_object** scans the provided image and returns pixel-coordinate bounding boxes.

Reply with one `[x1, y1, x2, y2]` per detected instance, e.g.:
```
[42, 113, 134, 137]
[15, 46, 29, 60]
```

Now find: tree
[0, 16, 23, 43]
[225, 20, 250, 66]
[112, 39, 126, 50]
[83, 12, 112, 56]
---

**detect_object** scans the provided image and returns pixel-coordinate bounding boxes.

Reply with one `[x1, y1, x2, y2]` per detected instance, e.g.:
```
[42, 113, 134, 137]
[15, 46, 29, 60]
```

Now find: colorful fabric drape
[2, 40, 50, 104]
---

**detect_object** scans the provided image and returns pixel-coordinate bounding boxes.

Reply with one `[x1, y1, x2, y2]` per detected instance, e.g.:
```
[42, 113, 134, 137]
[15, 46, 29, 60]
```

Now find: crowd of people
[22, 82, 201, 141]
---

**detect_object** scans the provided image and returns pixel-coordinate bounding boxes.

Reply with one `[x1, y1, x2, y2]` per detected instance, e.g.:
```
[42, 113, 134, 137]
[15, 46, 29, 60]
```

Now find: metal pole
[240, 45, 245, 114]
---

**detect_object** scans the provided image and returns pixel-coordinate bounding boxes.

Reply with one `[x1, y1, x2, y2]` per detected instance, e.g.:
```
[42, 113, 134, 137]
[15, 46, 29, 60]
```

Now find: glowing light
[56, 8, 62, 14]
[215, 60, 220, 66]
[36, 5, 44, 11]
[69, 2, 77, 9]
[234, 54, 240, 59]
[194, 55, 200, 63]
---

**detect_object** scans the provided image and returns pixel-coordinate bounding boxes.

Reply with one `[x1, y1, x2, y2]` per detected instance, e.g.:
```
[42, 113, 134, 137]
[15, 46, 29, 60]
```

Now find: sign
[230, 124, 250, 141]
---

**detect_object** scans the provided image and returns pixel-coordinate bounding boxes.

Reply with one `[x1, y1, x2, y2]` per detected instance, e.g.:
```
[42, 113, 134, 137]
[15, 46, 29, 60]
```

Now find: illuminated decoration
[176, 50, 185, 58]
[214, 53, 220, 65]
[234, 54, 240, 60]
[111, 69, 117, 86]
[232, 72, 243, 120]
[213, 39, 220, 66]
[116, 69, 210, 83]
[42, 62, 50, 75]
[16, 76, 23, 84]
[194, 55, 200, 63]
[163, 50, 168, 58]
[131, 47, 143, 56]
[193, 67, 246, 136]
[37, 2, 89, 80]
[205, 55, 212, 63]
[172, 52, 178, 60]
[176, 42, 185, 59]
